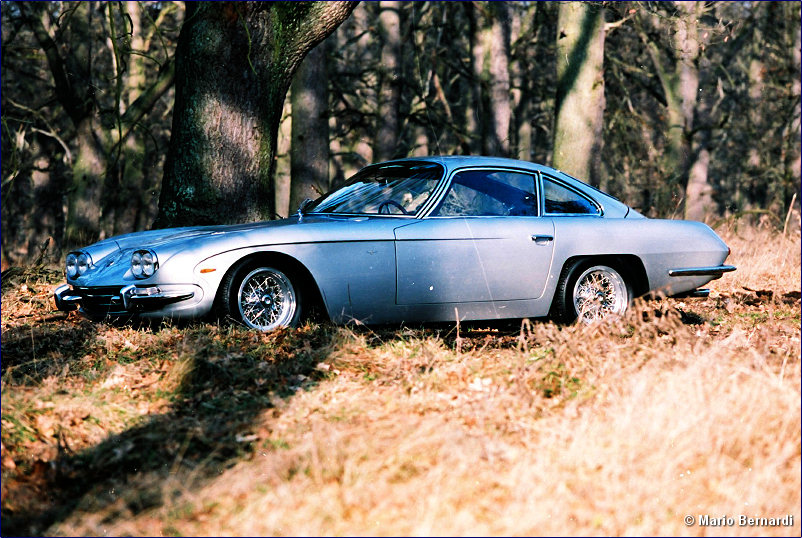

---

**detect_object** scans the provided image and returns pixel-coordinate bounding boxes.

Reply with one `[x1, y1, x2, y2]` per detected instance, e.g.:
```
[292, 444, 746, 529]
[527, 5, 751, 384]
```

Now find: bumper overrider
[54, 283, 195, 315]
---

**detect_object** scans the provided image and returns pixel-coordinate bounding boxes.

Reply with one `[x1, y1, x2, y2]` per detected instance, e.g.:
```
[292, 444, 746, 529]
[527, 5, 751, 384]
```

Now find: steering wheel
[378, 200, 409, 215]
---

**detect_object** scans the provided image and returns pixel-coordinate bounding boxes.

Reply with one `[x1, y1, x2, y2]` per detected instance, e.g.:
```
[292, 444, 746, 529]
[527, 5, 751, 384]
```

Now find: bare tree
[14, 2, 177, 247]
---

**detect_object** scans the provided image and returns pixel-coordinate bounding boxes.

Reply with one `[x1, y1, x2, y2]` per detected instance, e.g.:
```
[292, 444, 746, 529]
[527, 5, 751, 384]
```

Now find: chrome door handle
[531, 235, 553, 245]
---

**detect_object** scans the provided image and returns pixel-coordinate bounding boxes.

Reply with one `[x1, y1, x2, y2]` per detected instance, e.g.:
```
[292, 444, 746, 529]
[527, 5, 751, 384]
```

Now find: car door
[394, 168, 555, 305]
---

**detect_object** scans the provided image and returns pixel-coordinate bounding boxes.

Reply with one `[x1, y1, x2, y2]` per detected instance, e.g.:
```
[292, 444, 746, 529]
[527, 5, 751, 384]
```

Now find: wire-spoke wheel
[223, 263, 301, 331]
[552, 260, 631, 324]
[572, 265, 628, 323]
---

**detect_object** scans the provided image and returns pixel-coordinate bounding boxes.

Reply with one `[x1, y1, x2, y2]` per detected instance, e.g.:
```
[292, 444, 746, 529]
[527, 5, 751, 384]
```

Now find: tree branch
[110, 58, 176, 150]
[19, 2, 89, 123]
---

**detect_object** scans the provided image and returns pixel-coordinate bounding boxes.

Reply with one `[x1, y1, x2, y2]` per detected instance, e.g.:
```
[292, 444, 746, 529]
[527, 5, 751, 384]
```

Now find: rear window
[542, 176, 600, 215]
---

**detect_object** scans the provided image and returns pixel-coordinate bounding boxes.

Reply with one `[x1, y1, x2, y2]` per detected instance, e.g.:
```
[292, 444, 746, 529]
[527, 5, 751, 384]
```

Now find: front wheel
[553, 261, 630, 324]
[222, 263, 302, 331]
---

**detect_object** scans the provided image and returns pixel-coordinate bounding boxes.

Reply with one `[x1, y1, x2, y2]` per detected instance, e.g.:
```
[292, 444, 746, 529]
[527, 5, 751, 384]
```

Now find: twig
[454, 307, 462, 355]
[33, 237, 51, 266]
[517, 318, 531, 354]
[783, 192, 797, 236]
[6, 97, 74, 163]
[604, 13, 634, 33]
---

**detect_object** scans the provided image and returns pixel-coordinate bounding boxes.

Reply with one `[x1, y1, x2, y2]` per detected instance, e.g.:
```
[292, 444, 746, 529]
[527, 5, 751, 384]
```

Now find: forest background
[1, 0, 800, 266]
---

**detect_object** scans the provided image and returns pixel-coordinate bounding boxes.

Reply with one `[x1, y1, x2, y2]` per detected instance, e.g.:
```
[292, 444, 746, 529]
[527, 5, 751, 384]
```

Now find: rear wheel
[553, 260, 630, 324]
[222, 262, 302, 331]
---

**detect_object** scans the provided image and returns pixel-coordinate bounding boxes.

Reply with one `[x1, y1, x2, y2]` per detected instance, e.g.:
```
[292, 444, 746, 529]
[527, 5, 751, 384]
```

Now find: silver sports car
[54, 156, 735, 329]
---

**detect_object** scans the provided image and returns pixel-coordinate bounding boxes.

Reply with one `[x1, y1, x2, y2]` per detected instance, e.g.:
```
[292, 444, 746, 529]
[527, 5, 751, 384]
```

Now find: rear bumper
[671, 288, 711, 298]
[667, 265, 736, 279]
[54, 283, 196, 315]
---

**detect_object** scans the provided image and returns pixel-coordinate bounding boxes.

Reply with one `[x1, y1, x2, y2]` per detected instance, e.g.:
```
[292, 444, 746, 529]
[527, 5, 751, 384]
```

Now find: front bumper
[54, 283, 195, 315]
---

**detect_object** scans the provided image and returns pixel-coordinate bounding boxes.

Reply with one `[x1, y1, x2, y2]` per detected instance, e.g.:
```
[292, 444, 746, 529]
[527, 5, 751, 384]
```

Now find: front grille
[73, 286, 128, 316]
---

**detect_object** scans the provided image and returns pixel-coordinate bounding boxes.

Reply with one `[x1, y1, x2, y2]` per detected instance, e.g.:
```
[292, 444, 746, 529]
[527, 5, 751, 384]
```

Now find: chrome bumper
[54, 283, 195, 313]
[53, 284, 81, 311]
[667, 265, 736, 278]
[671, 288, 711, 298]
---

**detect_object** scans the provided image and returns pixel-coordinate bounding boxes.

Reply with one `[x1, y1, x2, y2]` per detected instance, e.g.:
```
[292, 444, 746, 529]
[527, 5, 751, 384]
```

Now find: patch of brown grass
[2, 222, 799, 536]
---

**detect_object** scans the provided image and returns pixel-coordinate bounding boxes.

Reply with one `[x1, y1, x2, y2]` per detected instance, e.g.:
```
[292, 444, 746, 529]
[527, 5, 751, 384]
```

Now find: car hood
[96, 219, 302, 250]
[114, 224, 246, 248]
[79, 215, 409, 261]
[75, 221, 277, 263]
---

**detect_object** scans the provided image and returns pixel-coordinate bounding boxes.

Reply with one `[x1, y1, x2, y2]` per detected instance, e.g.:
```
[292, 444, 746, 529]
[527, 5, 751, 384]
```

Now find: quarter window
[542, 176, 600, 215]
[433, 170, 538, 217]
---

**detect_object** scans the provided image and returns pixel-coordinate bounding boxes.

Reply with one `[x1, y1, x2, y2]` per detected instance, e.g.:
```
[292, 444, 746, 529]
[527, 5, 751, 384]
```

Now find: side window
[542, 176, 600, 215]
[434, 170, 538, 217]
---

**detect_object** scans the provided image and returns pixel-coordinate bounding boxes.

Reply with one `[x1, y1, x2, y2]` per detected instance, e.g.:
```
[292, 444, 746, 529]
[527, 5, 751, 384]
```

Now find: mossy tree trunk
[553, 1, 605, 185]
[155, 1, 356, 228]
[636, 2, 712, 220]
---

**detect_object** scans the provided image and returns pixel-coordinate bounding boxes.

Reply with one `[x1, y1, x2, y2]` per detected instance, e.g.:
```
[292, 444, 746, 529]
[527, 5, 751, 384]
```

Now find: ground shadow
[1, 317, 338, 535]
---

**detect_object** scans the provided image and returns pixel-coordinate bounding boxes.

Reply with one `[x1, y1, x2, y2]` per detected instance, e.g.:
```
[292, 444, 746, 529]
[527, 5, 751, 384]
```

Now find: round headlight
[65, 253, 78, 279]
[76, 252, 92, 275]
[131, 251, 143, 278]
[131, 250, 157, 279]
[141, 251, 155, 278]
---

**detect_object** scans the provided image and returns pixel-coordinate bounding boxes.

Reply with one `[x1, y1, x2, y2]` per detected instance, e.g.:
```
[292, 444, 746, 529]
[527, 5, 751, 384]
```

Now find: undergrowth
[1, 222, 799, 536]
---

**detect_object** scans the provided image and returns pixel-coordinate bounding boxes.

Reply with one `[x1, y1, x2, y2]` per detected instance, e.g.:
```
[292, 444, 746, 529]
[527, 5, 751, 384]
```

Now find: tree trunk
[636, 2, 710, 218]
[22, 1, 102, 245]
[155, 1, 356, 228]
[465, 2, 512, 157]
[466, 3, 486, 155]
[274, 94, 293, 219]
[290, 43, 330, 213]
[112, 1, 148, 237]
[675, 2, 711, 220]
[487, 2, 511, 157]
[782, 1, 801, 216]
[510, 3, 534, 161]
[67, 118, 106, 245]
[684, 145, 711, 221]
[553, 1, 605, 184]
[374, 0, 402, 161]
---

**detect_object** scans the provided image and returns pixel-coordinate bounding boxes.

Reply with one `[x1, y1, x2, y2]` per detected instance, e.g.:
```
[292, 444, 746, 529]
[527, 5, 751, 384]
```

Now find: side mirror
[297, 198, 314, 219]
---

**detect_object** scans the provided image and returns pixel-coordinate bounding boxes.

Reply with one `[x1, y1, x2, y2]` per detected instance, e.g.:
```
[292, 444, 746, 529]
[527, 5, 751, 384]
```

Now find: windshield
[307, 162, 444, 215]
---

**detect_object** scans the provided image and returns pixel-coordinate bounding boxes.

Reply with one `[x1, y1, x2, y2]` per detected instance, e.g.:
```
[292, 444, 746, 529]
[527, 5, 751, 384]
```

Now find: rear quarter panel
[549, 218, 730, 297]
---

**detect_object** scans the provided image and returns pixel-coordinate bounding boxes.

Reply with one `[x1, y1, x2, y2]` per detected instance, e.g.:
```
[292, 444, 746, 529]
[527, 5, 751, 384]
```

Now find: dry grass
[2, 221, 799, 536]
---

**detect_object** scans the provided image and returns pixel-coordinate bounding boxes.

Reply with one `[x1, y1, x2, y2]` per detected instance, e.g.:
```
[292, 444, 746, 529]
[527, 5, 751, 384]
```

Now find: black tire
[552, 259, 631, 324]
[220, 261, 302, 331]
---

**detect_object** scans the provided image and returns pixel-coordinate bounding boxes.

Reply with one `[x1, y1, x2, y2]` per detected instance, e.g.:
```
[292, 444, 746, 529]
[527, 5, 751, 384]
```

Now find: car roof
[387, 155, 549, 173]
[380, 155, 631, 217]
